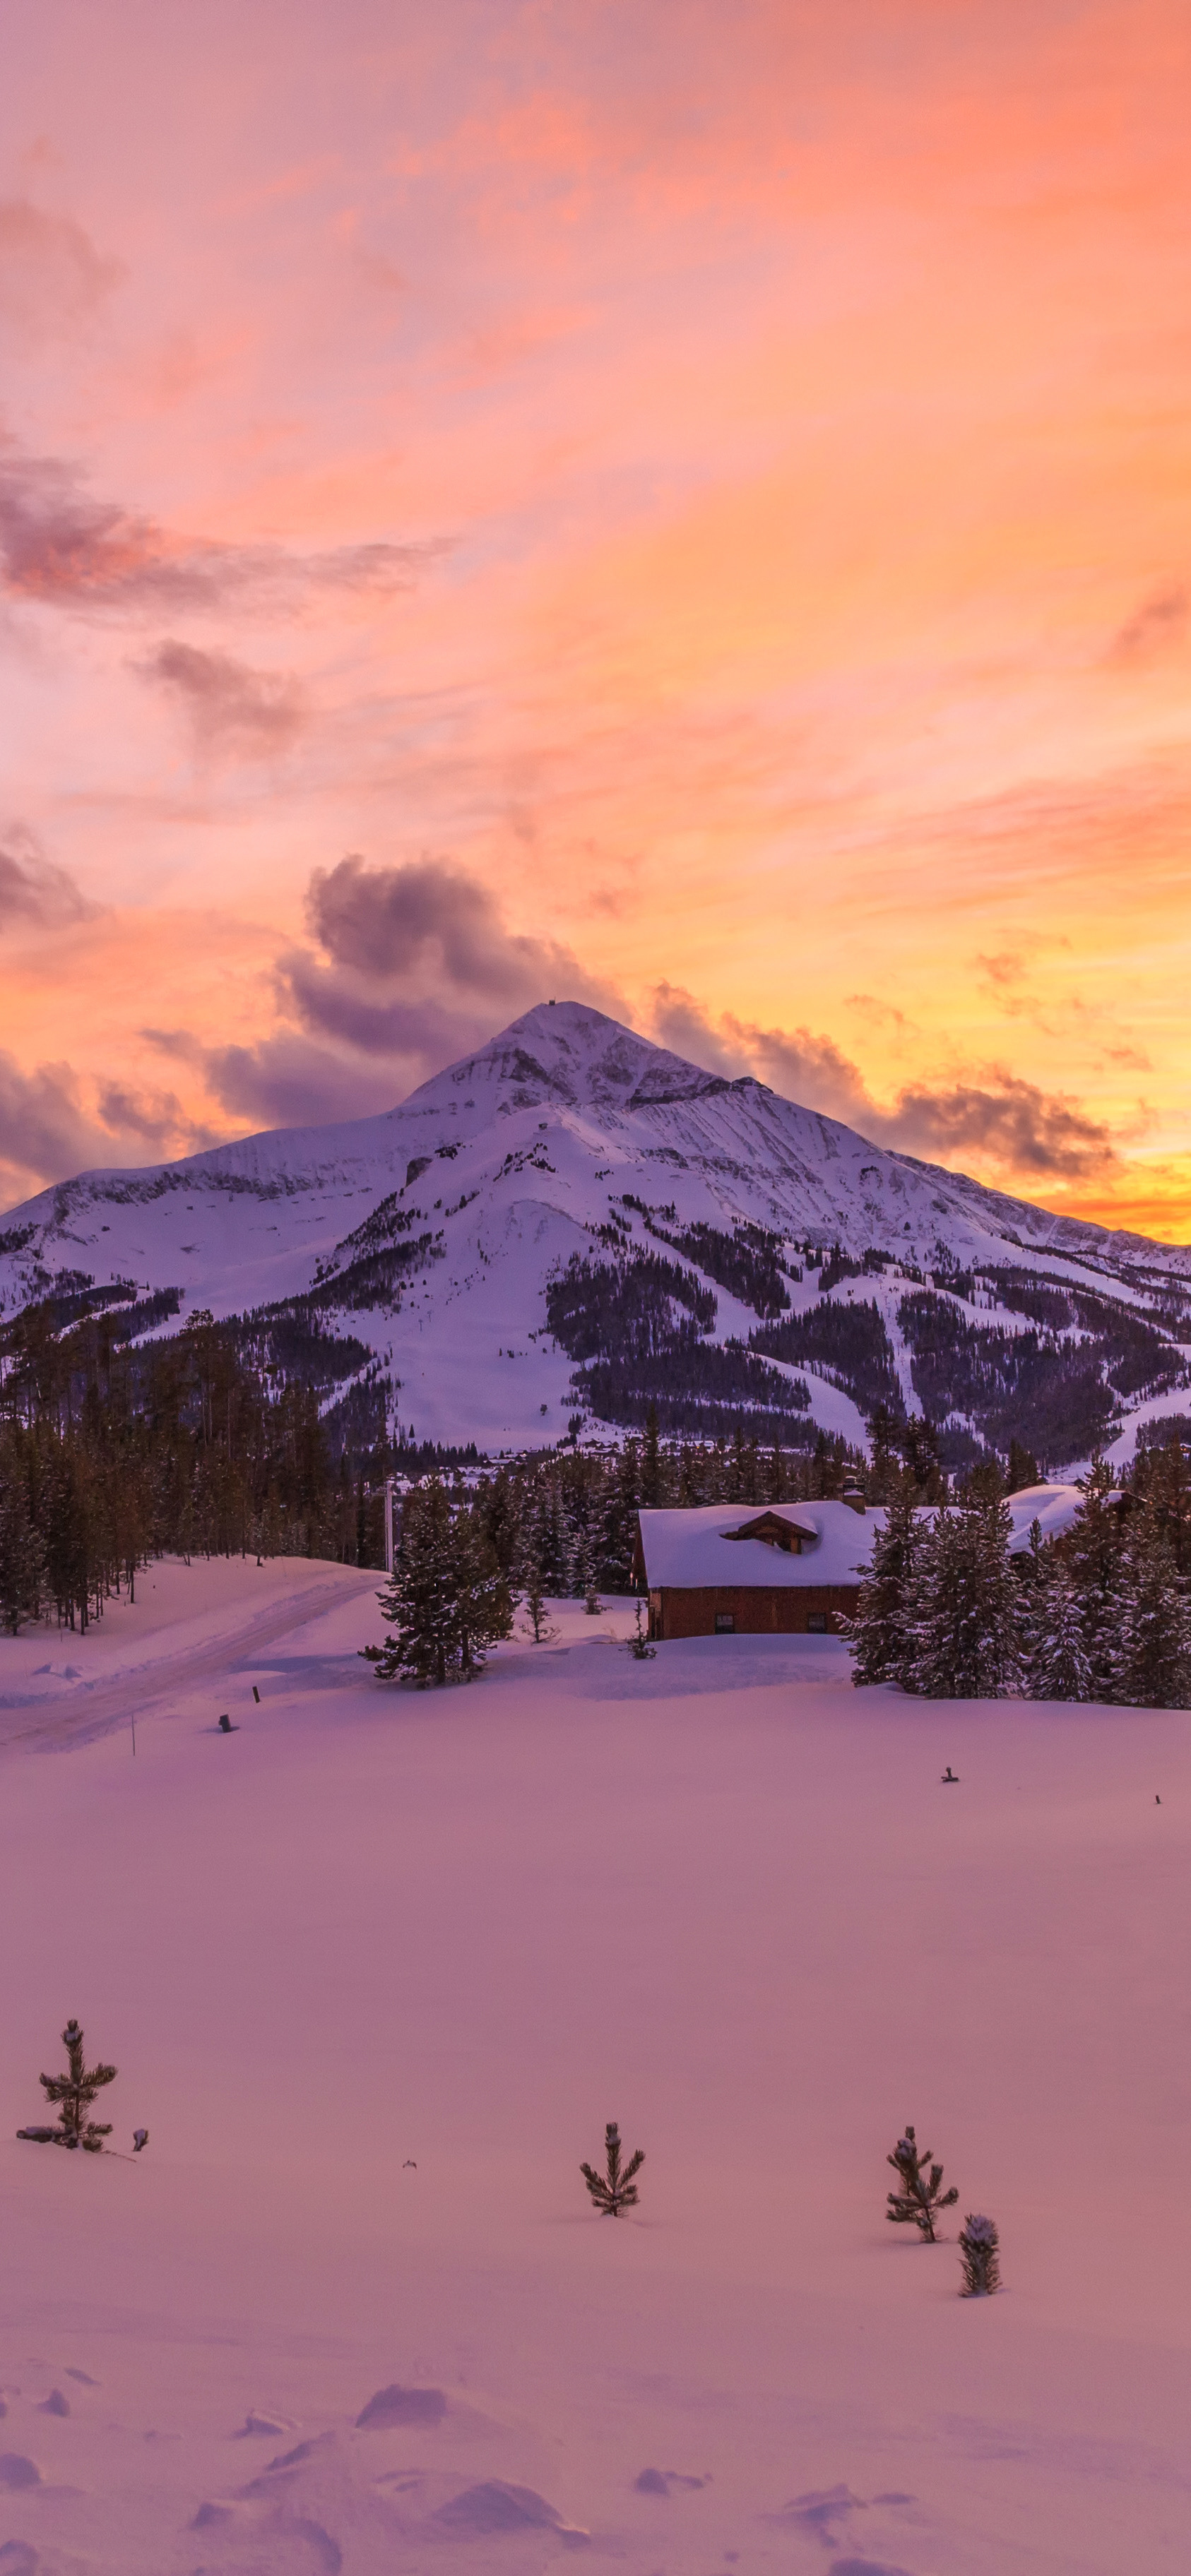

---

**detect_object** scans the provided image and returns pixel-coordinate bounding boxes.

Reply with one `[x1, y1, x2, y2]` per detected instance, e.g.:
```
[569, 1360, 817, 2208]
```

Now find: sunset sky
[2, 0, 1190, 1232]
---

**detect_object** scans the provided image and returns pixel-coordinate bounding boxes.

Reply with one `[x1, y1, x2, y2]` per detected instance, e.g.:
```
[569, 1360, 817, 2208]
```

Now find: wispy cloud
[0, 445, 439, 616]
[137, 639, 308, 754]
[0, 827, 96, 933]
[1108, 583, 1188, 667]
[0, 197, 123, 344]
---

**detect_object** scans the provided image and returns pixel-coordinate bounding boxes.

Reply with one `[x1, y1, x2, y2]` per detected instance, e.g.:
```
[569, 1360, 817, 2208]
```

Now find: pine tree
[845, 1483, 921, 1687]
[365, 1479, 510, 1686]
[958, 2212, 1000, 2295]
[519, 1556, 556, 1642]
[866, 1405, 903, 1504]
[1065, 1457, 1125, 1697]
[902, 1414, 947, 1503]
[18, 2019, 117, 2152]
[628, 1601, 656, 1658]
[906, 1498, 1022, 1699]
[886, 2123, 959, 2241]
[1007, 1438, 1040, 1493]
[0, 1470, 47, 1635]
[581, 2120, 644, 2216]
[641, 1404, 663, 1508]
[452, 1501, 512, 1678]
[1110, 1513, 1191, 1708]
[1021, 1524, 1091, 1700]
[580, 1530, 602, 1615]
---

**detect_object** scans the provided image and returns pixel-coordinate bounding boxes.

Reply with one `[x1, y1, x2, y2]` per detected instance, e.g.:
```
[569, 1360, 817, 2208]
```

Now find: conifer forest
[3, 1274, 1191, 1707]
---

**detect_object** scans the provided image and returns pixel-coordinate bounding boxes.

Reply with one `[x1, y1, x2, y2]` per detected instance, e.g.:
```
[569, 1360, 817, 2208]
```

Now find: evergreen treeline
[545, 1249, 815, 1439]
[848, 1433, 1191, 1705]
[751, 1298, 905, 1420]
[0, 1298, 393, 1632]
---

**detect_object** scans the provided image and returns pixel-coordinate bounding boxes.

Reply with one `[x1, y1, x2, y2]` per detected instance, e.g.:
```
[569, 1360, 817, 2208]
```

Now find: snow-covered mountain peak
[401, 998, 747, 1121]
[2, 998, 1190, 1465]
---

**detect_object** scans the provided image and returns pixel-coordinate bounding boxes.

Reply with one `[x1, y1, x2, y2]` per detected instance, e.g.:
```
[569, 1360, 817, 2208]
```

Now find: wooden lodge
[632, 1496, 875, 1640]
[631, 1482, 1090, 1643]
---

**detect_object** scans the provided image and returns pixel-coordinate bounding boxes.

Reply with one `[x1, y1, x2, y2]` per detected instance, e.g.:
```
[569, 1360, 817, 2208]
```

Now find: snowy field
[1, 1560, 1189, 2575]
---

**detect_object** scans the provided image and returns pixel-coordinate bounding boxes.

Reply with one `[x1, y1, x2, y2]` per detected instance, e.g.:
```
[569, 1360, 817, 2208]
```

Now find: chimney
[841, 1480, 866, 1515]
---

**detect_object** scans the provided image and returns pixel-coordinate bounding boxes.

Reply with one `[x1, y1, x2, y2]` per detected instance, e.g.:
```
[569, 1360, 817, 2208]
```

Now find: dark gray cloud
[651, 983, 874, 1129]
[145, 1024, 408, 1133]
[278, 961, 482, 1063]
[0, 1051, 208, 1211]
[290, 854, 622, 1056]
[0, 1051, 93, 1204]
[138, 640, 307, 753]
[0, 828, 95, 932]
[648, 982, 1118, 1183]
[888, 1075, 1115, 1179]
[0, 198, 123, 343]
[305, 854, 592, 1001]
[0, 444, 437, 615]
[136, 859, 627, 1135]
[93, 1080, 200, 1148]
[1108, 583, 1189, 666]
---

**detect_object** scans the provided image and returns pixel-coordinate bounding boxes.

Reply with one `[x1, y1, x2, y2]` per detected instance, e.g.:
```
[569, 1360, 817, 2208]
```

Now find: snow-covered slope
[2, 1001, 1189, 1457]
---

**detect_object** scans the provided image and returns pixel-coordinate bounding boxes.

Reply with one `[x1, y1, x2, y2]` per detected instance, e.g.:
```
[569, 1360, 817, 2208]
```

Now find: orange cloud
[1, 1, 1190, 1235]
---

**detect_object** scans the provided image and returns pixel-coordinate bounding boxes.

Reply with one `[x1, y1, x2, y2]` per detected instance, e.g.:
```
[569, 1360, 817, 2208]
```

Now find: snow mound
[355, 2384, 446, 2429]
[433, 2479, 588, 2539]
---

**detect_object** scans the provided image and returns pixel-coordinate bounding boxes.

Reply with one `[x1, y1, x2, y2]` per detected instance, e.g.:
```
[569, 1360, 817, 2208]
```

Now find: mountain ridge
[2, 1000, 1189, 1466]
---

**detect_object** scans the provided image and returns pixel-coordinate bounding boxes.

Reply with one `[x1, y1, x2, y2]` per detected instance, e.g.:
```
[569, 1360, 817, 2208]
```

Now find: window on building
[714, 1611, 735, 1634]
[807, 1611, 828, 1633]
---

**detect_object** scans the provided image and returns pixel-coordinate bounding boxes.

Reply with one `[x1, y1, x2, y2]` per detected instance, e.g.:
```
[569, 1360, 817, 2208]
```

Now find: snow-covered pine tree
[1109, 1511, 1191, 1708]
[580, 1530, 602, 1614]
[1065, 1457, 1125, 1698]
[365, 1479, 510, 1686]
[581, 2120, 644, 2215]
[844, 1481, 921, 1687]
[958, 2212, 1000, 2295]
[519, 1556, 556, 1642]
[886, 2123, 959, 2241]
[452, 1502, 512, 1678]
[18, 2019, 117, 2152]
[906, 1496, 1022, 1699]
[1021, 1522, 1092, 1700]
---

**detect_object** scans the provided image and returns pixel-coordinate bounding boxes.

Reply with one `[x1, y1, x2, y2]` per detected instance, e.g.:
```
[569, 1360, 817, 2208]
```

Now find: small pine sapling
[958, 2212, 1000, 2296]
[886, 2123, 959, 2241]
[18, 2019, 117, 2152]
[581, 2120, 644, 2216]
[628, 1602, 656, 1659]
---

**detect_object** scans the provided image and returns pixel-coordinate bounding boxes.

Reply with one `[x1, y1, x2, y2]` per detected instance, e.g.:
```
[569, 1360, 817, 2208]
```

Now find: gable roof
[635, 1501, 883, 1590]
[636, 1483, 1093, 1590]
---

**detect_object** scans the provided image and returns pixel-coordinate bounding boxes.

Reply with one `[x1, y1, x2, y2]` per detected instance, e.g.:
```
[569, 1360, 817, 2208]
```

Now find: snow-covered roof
[636, 1501, 887, 1590]
[1004, 1483, 1086, 1552]
[637, 1483, 1091, 1589]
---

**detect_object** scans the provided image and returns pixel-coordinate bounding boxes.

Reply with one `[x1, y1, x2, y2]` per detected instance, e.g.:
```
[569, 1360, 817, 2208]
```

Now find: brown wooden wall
[648, 1585, 857, 1640]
